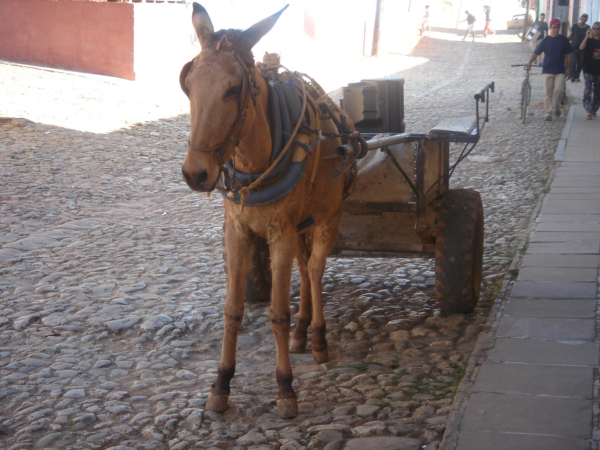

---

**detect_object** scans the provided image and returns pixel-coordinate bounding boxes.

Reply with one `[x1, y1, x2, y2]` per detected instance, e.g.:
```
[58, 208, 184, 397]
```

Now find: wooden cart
[241, 82, 495, 314]
[333, 82, 494, 313]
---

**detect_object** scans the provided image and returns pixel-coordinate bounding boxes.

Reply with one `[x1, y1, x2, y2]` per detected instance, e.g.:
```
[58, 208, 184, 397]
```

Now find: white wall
[452, 0, 530, 31]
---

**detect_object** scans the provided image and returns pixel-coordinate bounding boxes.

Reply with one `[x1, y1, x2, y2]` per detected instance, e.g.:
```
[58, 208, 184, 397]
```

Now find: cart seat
[428, 115, 485, 142]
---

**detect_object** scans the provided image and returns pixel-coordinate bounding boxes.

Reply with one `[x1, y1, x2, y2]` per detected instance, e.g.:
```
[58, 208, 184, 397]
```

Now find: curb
[555, 104, 576, 161]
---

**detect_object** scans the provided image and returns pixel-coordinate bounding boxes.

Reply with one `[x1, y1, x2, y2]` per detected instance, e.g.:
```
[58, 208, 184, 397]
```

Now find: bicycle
[511, 64, 537, 124]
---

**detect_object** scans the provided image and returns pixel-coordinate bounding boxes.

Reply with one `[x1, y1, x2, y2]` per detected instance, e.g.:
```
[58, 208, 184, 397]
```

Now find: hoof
[289, 337, 307, 354]
[277, 396, 298, 419]
[312, 347, 329, 364]
[206, 392, 229, 414]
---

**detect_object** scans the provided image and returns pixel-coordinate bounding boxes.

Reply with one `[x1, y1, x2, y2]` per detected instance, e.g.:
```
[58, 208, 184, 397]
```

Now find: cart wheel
[222, 222, 272, 303]
[435, 189, 484, 314]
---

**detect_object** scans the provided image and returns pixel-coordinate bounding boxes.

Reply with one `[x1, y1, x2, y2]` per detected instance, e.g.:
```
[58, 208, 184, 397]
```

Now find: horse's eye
[224, 86, 241, 100]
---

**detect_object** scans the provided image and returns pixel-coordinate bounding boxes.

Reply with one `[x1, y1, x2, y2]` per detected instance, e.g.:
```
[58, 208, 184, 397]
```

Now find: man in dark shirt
[526, 18, 573, 121]
[460, 11, 476, 42]
[535, 13, 548, 40]
[568, 13, 590, 81]
[579, 23, 600, 118]
[532, 13, 549, 64]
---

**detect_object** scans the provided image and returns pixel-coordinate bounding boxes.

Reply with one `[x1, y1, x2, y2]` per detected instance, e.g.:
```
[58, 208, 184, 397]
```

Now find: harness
[187, 36, 363, 211]
[218, 79, 309, 206]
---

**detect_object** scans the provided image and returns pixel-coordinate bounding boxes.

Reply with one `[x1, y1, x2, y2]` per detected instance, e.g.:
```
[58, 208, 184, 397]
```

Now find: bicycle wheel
[521, 83, 530, 124]
[519, 81, 526, 121]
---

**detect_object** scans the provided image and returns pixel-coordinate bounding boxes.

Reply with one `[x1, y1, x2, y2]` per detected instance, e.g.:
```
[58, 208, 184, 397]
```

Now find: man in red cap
[526, 18, 573, 121]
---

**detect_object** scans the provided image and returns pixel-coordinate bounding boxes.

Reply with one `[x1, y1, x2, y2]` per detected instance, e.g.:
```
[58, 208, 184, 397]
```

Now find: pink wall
[0, 1, 135, 80]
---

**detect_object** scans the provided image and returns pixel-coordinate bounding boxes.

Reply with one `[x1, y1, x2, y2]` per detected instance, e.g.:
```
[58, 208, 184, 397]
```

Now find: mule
[179, 3, 356, 419]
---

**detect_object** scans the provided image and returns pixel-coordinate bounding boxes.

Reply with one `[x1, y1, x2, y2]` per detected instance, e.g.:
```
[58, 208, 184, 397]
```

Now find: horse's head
[180, 3, 287, 192]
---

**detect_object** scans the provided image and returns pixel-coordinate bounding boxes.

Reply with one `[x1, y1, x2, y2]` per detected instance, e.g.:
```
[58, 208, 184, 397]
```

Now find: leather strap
[187, 52, 255, 168]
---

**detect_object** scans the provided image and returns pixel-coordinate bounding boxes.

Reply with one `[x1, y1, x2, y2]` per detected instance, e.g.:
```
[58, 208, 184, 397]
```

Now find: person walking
[534, 13, 549, 41]
[483, 5, 495, 37]
[532, 13, 548, 65]
[460, 10, 476, 42]
[568, 13, 590, 82]
[526, 18, 573, 121]
[421, 5, 431, 36]
[579, 22, 600, 119]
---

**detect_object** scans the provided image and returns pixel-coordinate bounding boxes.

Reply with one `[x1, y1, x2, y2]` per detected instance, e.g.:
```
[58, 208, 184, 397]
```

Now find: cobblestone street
[0, 30, 566, 450]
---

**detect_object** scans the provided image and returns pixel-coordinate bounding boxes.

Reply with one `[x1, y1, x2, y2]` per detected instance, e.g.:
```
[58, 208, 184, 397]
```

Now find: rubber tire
[521, 83, 529, 124]
[435, 189, 484, 314]
[222, 222, 272, 303]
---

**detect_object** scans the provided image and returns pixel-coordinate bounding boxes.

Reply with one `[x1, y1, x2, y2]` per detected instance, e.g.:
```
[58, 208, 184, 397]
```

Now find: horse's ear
[192, 2, 214, 48]
[242, 4, 289, 49]
[180, 59, 194, 98]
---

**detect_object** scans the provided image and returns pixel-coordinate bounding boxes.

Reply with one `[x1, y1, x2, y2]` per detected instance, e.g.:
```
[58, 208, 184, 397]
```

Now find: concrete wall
[0, 0, 135, 80]
[132, 3, 198, 84]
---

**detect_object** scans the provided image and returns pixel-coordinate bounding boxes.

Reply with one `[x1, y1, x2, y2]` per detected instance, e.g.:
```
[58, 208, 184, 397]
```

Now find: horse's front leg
[206, 218, 252, 414]
[270, 233, 298, 418]
[308, 227, 336, 364]
[290, 236, 311, 354]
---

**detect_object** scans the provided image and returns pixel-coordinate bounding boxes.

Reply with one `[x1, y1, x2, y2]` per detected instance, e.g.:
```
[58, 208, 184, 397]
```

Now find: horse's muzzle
[181, 166, 214, 192]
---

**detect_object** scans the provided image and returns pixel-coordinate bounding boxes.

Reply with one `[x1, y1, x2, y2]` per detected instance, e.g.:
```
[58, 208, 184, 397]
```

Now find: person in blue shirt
[526, 18, 572, 121]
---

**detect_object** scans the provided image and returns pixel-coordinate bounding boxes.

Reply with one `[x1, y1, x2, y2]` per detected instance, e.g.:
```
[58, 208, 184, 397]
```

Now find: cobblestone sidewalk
[0, 31, 566, 450]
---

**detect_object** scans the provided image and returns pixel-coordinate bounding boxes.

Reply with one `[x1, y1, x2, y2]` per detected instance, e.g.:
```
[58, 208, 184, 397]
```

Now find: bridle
[186, 36, 259, 167]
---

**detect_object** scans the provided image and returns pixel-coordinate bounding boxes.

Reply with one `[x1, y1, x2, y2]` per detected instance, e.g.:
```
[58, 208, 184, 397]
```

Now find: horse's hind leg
[206, 217, 252, 414]
[269, 233, 298, 418]
[290, 237, 311, 354]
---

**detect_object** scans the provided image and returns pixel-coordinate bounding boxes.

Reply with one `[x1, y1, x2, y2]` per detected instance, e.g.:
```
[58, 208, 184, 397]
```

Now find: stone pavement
[445, 82, 600, 449]
[0, 33, 572, 450]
